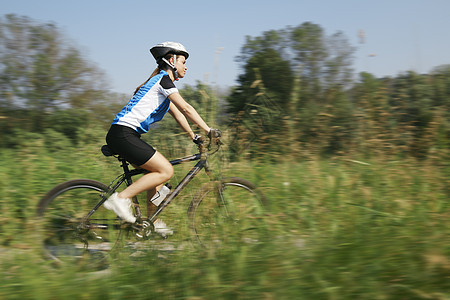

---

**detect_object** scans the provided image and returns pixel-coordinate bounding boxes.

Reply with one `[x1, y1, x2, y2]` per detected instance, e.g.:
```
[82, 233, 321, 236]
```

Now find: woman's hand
[193, 134, 204, 145]
[207, 128, 222, 138]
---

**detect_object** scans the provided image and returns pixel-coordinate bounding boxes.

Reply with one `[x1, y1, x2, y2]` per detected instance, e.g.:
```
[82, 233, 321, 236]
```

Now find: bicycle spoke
[189, 178, 267, 247]
[37, 180, 122, 268]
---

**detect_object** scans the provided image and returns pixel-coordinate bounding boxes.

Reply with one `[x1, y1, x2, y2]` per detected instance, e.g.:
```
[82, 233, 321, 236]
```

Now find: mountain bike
[36, 135, 267, 264]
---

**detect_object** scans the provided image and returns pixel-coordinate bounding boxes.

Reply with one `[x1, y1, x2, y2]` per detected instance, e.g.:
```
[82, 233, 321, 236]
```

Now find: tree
[290, 22, 327, 102]
[230, 22, 355, 113]
[323, 31, 355, 89]
[228, 48, 293, 113]
[227, 22, 356, 157]
[0, 14, 119, 146]
[430, 65, 450, 108]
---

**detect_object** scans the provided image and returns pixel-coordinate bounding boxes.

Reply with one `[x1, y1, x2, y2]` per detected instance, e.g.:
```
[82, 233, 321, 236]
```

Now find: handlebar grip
[193, 134, 205, 145]
[207, 128, 222, 139]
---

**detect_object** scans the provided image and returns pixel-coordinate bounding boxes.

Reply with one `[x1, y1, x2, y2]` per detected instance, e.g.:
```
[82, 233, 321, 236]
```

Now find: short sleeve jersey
[112, 70, 177, 134]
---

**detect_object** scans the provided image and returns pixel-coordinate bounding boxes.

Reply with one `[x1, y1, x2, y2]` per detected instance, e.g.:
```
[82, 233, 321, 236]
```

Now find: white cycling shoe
[103, 192, 136, 223]
[153, 219, 174, 237]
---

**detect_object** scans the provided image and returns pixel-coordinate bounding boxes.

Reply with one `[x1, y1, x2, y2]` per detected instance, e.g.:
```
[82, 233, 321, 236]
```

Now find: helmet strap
[162, 54, 178, 80]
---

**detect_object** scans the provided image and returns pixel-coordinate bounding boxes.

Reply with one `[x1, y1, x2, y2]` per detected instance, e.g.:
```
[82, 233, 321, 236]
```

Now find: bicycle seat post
[119, 158, 132, 184]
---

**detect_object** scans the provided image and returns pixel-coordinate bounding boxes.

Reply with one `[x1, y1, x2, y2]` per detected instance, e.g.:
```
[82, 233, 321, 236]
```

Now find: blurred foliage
[0, 15, 448, 163]
[0, 14, 125, 148]
[227, 22, 449, 161]
[0, 14, 111, 109]
[0, 149, 448, 299]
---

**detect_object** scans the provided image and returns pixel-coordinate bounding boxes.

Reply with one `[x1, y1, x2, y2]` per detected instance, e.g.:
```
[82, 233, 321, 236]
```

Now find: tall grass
[0, 141, 449, 299]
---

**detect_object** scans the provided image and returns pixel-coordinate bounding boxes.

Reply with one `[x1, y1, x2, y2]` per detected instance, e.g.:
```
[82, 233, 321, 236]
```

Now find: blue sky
[3, 0, 450, 94]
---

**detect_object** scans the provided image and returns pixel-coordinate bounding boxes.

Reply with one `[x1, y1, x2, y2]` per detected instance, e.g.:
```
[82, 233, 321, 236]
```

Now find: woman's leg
[118, 151, 174, 200]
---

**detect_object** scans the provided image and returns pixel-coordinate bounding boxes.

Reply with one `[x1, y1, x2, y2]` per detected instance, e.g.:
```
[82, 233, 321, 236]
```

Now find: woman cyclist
[103, 42, 220, 235]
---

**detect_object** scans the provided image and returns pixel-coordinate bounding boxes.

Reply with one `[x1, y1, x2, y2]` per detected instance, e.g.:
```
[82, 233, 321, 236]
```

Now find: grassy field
[0, 142, 449, 299]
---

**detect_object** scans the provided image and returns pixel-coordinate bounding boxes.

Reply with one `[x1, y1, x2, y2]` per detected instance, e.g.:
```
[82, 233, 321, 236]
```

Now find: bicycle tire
[37, 179, 123, 266]
[188, 177, 267, 247]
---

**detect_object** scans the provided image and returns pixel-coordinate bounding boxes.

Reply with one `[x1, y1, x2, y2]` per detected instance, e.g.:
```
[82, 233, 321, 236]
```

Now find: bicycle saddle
[101, 145, 116, 157]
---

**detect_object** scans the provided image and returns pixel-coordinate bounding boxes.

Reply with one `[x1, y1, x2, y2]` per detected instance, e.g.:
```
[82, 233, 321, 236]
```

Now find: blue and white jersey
[113, 70, 178, 134]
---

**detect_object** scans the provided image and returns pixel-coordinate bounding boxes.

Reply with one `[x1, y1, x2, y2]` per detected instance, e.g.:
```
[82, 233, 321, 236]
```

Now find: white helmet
[150, 42, 189, 79]
[150, 41, 189, 61]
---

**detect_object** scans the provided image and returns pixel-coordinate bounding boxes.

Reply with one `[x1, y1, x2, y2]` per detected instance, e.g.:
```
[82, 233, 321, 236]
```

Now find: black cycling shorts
[106, 124, 156, 166]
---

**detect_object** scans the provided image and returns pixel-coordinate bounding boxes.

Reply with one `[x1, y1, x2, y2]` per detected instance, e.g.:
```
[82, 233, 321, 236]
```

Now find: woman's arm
[168, 102, 197, 139]
[168, 92, 210, 134]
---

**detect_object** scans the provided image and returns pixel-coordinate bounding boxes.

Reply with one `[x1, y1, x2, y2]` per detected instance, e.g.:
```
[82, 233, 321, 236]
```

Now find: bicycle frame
[151, 153, 208, 222]
[87, 148, 212, 225]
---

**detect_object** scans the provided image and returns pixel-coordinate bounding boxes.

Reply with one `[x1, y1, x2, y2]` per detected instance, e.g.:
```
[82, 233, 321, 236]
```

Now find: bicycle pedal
[135, 220, 154, 240]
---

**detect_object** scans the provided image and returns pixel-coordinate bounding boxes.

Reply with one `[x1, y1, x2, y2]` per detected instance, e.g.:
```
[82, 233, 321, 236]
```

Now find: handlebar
[194, 129, 222, 157]
[196, 135, 222, 157]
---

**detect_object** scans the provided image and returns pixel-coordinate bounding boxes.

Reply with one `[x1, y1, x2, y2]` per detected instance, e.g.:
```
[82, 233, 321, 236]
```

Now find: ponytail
[133, 67, 161, 95]
[133, 53, 176, 95]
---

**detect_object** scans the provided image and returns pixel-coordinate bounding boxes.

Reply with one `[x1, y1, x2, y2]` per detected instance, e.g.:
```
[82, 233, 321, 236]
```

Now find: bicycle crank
[135, 220, 154, 240]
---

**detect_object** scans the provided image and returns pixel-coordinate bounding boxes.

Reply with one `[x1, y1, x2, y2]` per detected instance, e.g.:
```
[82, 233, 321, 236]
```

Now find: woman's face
[175, 55, 187, 78]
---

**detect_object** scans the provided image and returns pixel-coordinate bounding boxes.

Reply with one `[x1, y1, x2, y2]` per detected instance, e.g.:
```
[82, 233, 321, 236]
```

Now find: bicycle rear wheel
[37, 179, 123, 266]
[188, 177, 267, 247]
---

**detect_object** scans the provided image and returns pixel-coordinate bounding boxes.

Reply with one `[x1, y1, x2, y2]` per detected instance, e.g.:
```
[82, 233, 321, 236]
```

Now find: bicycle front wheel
[37, 179, 122, 266]
[188, 177, 267, 247]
